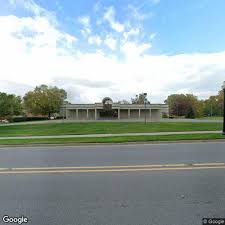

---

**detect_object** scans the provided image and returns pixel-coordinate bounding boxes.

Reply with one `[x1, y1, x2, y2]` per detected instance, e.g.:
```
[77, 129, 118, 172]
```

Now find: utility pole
[221, 103, 223, 117]
[62, 103, 65, 123]
[143, 93, 147, 125]
[210, 102, 213, 117]
[222, 82, 225, 135]
[62, 102, 66, 123]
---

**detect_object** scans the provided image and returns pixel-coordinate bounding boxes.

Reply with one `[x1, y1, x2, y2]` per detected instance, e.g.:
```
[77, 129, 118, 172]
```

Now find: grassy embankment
[0, 122, 222, 137]
[0, 122, 223, 145]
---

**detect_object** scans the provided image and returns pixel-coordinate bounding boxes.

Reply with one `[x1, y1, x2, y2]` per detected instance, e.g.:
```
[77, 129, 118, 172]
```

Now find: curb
[0, 139, 225, 148]
[0, 130, 222, 140]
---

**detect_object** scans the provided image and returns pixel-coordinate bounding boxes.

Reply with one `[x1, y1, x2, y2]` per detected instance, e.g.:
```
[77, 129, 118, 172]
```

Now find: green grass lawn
[0, 133, 224, 145]
[0, 122, 222, 137]
[199, 117, 223, 120]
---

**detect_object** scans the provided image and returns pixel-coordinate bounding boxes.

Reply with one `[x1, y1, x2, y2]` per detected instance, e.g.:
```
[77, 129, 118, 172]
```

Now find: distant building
[61, 97, 168, 121]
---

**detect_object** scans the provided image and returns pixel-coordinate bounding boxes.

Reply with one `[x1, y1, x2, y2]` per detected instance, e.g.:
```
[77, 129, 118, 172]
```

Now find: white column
[118, 108, 120, 120]
[138, 109, 141, 120]
[128, 109, 130, 119]
[66, 109, 69, 119]
[76, 109, 78, 120]
[95, 108, 97, 120]
[86, 109, 89, 120]
[149, 109, 152, 121]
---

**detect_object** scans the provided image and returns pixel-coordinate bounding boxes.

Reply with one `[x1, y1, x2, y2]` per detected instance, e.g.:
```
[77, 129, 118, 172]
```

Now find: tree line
[165, 90, 224, 118]
[0, 85, 66, 120]
[121, 91, 224, 118]
[0, 85, 224, 120]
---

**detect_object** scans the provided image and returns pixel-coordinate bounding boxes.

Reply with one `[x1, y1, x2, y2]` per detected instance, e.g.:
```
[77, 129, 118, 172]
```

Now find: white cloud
[78, 16, 90, 27]
[127, 4, 148, 22]
[1, 0, 225, 104]
[81, 28, 91, 37]
[0, 15, 76, 50]
[111, 22, 124, 33]
[0, 13, 77, 84]
[8, 0, 57, 22]
[103, 6, 125, 32]
[121, 41, 152, 60]
[104, 35, 117, 50]
[150, 32, 157, 40]
[123, 28, 140, 41]
[23, 0, 48, 16]
[78, 16, 91, 37]
[88, 35, 102, 45]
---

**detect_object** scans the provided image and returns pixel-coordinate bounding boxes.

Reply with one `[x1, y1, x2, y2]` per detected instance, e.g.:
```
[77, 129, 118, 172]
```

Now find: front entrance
[99, 109, 118, 120]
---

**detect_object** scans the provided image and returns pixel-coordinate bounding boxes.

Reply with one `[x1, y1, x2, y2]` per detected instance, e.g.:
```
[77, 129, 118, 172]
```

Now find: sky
[0, 0, 225, 103]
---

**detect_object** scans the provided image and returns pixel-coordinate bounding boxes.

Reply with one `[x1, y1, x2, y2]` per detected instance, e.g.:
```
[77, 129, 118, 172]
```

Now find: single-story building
[61, 97, 168, 121]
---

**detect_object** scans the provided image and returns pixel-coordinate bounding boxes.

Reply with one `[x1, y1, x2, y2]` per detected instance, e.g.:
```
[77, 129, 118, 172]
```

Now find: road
[0, 142, 225, 225]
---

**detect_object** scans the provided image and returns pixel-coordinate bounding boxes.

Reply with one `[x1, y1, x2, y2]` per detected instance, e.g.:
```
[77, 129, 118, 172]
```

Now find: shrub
[12, 117, 49, 123]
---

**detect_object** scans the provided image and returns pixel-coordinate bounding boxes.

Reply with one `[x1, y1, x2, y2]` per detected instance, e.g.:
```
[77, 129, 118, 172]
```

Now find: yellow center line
[193, 163, 225, 166]
[0, 165, 225, 174]
[8, 163, 225, 171]
[0, 163, 224, 174]
[10, 163, 187, 171]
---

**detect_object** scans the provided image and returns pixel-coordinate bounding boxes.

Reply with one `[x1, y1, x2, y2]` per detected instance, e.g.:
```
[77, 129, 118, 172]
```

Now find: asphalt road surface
[0, 142, 225, 225]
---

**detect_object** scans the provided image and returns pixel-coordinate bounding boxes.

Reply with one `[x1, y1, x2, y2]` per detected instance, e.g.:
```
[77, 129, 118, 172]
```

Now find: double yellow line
[0, 163, 225, 174]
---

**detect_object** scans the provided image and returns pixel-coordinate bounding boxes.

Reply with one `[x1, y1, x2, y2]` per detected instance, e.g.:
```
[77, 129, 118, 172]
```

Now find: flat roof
[63, 103, 168, 109]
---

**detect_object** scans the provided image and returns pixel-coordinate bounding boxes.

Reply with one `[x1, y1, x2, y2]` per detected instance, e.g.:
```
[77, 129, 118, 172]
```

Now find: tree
[196, 100, 205, 118]
[185, 106, 195, 118]
[131, 93, 150, 104]
[0, 92, 22, 118]
[203, 90, 224, 117]
[165, 94, 202, 118]
[23, 85, 67, 117]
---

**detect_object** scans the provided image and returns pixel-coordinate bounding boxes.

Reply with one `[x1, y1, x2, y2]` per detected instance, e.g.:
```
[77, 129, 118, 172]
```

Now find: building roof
[63, 97, 168, 110]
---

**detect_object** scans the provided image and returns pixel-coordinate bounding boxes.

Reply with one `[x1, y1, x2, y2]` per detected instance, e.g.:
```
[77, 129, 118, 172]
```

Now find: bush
[12, 117, 49, 123]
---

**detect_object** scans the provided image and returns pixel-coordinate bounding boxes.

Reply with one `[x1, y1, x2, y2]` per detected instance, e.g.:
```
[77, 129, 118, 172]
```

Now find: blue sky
[0, 0, 225, 103]
[7, 0, 225, 54]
